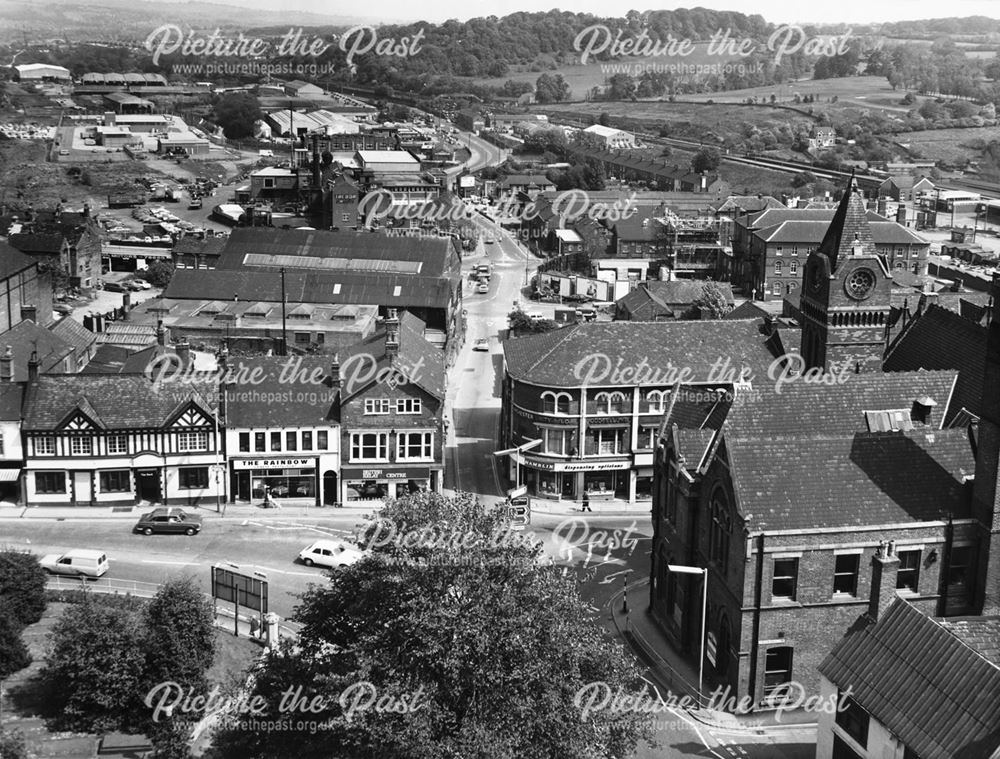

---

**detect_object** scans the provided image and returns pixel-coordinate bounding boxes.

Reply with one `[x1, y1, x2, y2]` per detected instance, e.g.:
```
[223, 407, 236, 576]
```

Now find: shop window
[302, 431, 313, 450]
[317, 431, 328, 450]
[178, 431, 208, 452]
[286, 431, 297, 451]
[397, 432, 432, 461]
[589, 428, 625, 455]
[255, 432, 266, 452]
[763, 647, 794, 700]
[397, 398, 421, 414]
[70, 437, 93, 456]
[833, 553, 860, 596]
[239, 432, 250, 452]
[100, 470, 130, 492]
[897, 550, 920, 592]
[772, 558, 798, 601]
[351, 432, 389, 462]
[635, 476, 652, 500]
[34, 437, 56, 456]
[35, 471, 65, 494]
[107, 434, 128, 455]
[542, 427, 572, 455]
[835, 693, 869, 749]
[270, 432, 282, 451]
[179, 467, 209, 489]
[364, 399, 392, 414]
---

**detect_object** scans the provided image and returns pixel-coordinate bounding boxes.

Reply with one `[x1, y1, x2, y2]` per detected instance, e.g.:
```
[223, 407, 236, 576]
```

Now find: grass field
[897, 126, 1000, 164]
[680, 75, 912, 112]
[473, 41, 744, 99]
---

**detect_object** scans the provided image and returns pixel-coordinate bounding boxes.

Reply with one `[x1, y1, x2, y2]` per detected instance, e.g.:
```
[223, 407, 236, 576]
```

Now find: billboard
[211, 564, 268, 613]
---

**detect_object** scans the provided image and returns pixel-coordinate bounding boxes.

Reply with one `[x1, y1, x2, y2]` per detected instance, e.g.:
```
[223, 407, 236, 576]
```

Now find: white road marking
[142, 559, 200, 566]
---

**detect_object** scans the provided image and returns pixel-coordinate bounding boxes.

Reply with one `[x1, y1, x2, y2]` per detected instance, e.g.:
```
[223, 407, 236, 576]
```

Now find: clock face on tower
[844, 267, 877, 300]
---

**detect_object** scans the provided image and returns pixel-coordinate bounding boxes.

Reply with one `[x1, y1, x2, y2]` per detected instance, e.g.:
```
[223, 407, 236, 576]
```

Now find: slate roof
[755, 219, 927, 246]
[939, 617, 1000, 666]
[50, 317, 97, 354]
[726, 428, 974, 531]
[725, 370, 959, 439]
[0, 239, 42, 279]
[223, 356, 339, 428]
[337, 319, 445, 400]
[816, 179, 878, 271]
[0, 320, 74, 380]
[503, 320, 775, 388]
[724, 301, 769, 320]
[713, 195, 784, 214]
[81, 345, 130, 374]
[0, 383, 24, 421]
[23, 374, 217, 430]
[820, 600, 1000, 759]
[883, 304, 986, 425]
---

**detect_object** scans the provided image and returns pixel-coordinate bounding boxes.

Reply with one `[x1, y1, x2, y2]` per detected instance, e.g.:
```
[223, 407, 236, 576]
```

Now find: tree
[597, 111, 611, 127]
[0, 550, 47, 627]
[901, 92, 915, 105]
[918, 99, 944, 121]
[0, 729, 30, 759]
[37, 258, 70, 294]
[508, 308, 559, 333]
[691, 147, 721, 173]
[606, 73, 636, 101]
[791, 170, 818, 188]
[0, 614, 31, 678]
[534, 73, 569, 104]
[211, 492, 648, 759]
[139, 578, 216, 758]
[688, 282, 732, 319]
[40, 598, 147, 732]
[213, 93, 262, 140]
[142, 260, 174, 288]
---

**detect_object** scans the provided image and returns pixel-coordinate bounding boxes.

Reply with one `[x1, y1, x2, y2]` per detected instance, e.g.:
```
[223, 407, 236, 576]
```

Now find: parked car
[298, 539, 365, 569]
[103, 281, 128, 293]
[477, 282, 489, 294]
[53, 304, 73, 315]
[473, 337, 489, 351]
[40, 549, 109, 578]
[126, 279, 151, 291]
[134, 507, 203, 536]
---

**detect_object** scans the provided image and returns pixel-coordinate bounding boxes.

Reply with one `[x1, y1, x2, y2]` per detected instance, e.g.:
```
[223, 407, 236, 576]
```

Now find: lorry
[476, 263, 492, 281]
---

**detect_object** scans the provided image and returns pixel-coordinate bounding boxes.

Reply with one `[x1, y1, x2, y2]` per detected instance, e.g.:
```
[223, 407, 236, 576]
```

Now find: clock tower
[800, 176, 891, 373]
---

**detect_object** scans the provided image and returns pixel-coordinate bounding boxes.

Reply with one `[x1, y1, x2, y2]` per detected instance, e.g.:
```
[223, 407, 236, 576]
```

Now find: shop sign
[519, 454, 630, 473]
[342, 466, 431, 480]
[233, 458, 314, 469]
[513, 407, 576, 423]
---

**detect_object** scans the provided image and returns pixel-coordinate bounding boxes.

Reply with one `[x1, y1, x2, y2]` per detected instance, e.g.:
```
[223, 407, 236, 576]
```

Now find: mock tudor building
[21, 368, 224, 507]
[500, 320, 777, 504]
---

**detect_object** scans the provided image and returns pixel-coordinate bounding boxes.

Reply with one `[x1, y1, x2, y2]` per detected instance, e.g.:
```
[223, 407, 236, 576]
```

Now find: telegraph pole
[280, 267, 288, 357]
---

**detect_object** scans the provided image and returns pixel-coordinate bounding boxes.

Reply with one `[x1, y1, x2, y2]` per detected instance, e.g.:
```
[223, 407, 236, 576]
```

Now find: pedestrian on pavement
[581, 494, 592, 512]
[249, 615, 260, 639]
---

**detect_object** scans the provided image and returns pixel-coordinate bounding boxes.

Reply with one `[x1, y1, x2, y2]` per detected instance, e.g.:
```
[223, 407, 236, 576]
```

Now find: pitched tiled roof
[0, 320, 74, 380]
[7, 232, 64, 255]
[23, 374, 217, 430]
[714, 195, 784, 214]
[725, 370, 959, 439]
[820, 600, 1000, 759]
[503, 320, 775, 389]
[50, 317, 97, 354]
[646, 281, 735, 305]
[336, 320, 445, 401]
[674, 429, 716, 469]
[224, 356, 339, 428]
[939, 617, 1000, 666]
[724, 301, 769, 320]
[727, 428, 974, 531]
[0, 239, 41, 279]
[883, 304, 986, 425]
[0, 383, 23, 421]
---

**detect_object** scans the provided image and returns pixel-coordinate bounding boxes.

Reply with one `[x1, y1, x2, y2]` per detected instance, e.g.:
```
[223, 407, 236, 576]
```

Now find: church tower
[799, 176, 892, 373]
[973, 272, 1000, 615]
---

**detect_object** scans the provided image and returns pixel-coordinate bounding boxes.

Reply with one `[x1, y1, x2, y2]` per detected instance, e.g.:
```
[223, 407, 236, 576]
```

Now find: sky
[208, 0, 1000, 24]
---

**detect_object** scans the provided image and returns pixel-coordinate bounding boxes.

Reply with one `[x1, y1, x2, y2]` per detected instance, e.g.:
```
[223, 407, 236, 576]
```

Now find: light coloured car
[299, 539, 365, 569]
[40, 549, 109, 578]
[477, 282, 489, 294]
[473, 338, 489, 351]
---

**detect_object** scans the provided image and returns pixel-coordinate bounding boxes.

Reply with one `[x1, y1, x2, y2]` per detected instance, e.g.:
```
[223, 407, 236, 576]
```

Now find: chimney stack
[215, 343, 228, 373]
[156, 320, 167, 347]
[385, 308, 400, 358]
[330, 353, 341, 389]
[0, 346, 12, 383]
[868, 540, 900, 621]
[20, 305, 37, 323]
[175, 335, 191, 369]
[27, 350, 39, 383]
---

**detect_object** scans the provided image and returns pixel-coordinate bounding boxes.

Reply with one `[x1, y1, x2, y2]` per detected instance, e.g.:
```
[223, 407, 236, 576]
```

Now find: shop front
[231, 457, 320, 505]
[341, 465, 436, 502]
[516, 454, 632, 502]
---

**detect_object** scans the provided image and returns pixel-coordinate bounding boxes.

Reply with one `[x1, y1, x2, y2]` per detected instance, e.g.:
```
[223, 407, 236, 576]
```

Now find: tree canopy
[213, 93, 262, 140]
[209, 492, 648, 759]
[0, 550, 47, 627]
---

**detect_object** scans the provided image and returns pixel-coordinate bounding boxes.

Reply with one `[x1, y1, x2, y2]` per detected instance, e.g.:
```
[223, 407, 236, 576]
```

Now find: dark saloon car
[134, 507, 203, 535]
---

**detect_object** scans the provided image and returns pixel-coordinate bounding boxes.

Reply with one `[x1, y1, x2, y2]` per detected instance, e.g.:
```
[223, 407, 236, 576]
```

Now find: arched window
[594, 391, 626, 414]
[709, 486, 732, 574]
[774, 260, 783, 275]
[540, 391, 557, 414]
[555, 393, 571, 414]
[646, 390, 665, 413]
[789, 260, 798, 275]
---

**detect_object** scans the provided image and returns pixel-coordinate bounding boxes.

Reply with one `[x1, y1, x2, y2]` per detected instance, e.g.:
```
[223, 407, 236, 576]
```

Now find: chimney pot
[869, 542, 901, 621]
[27, 350, 39, 382]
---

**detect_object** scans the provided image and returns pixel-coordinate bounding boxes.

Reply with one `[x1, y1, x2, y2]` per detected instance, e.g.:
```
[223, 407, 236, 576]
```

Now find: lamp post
[668, 564, 708, 698]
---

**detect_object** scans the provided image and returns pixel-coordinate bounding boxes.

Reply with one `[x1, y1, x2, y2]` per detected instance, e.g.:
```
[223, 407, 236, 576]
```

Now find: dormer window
[911, 396, 937, 426]
[864, 409, 913, 432]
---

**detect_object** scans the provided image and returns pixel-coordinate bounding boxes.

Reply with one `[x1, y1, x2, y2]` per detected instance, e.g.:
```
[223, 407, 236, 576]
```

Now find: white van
[40, 549, 109, 578]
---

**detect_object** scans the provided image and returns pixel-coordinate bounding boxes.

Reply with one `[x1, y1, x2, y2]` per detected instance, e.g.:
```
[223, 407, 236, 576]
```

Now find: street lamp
[668, 564, 708, 699]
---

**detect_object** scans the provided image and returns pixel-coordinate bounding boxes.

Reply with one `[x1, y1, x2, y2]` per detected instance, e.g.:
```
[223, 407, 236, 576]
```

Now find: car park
[473, 337, 489, 351]
[40, 549, 109, 578]
[298, 539, 365, 568]
[134, 507, 203, 536]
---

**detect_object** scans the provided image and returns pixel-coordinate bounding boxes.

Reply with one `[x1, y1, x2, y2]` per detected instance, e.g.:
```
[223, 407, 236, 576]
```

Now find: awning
[0, 469, 21, 482]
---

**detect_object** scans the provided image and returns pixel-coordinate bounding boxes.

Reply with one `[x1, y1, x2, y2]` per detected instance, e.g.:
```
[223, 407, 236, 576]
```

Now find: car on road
[40, 549, 109, 578]
[134, 507, 203, 536]
[53, 304, 74, 316]
[477, 282, 490, 294]
[298, 539, 365, 569]
[103, 281, 128, 293]
[473, 337, 489, 351]
[188, 198, 203, 210]
[528, 312, 544, 321]
[126, 279, 152, 291]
